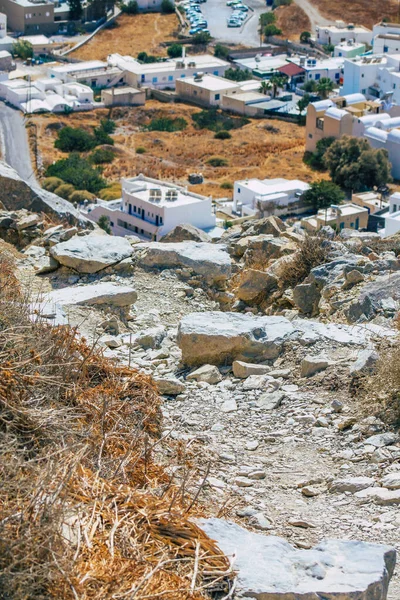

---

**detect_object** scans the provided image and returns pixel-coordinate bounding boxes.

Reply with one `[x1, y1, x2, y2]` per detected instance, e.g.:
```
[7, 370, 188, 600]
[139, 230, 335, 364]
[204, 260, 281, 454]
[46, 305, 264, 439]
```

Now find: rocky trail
[3, 197, 400, 598]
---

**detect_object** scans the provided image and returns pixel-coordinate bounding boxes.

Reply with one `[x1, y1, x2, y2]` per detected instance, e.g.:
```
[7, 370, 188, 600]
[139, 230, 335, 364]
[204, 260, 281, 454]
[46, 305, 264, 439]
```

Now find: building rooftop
[20, 35, 51, 45]
[103, 86, 142, 96]
[234, 54, 288, 72]
[108, 53, 228, 75]
[180, 74, 238, 92]
[325, 106, 349, 120]
[237, 178, 309, 196]
[317, 23, 370, 33]
[305, 57, 344, 71]
[122, 174, 211, 208]
[320, 203, 368, 218]
[7, 0, 51, 7]
[50, 60, 107, 74]
[278, 62, 305, 77]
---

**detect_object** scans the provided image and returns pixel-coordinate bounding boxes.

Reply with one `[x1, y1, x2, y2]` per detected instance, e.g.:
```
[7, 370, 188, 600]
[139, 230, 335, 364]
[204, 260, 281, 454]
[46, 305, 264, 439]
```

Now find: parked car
[227, 18, 241, 26]
[189, 27, 202, 34]
[235, 4, 249, 10]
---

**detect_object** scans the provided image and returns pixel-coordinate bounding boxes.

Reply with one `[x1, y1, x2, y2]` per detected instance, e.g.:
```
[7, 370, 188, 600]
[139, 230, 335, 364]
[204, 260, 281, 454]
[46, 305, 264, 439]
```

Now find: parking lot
[201, 0, 269, 47]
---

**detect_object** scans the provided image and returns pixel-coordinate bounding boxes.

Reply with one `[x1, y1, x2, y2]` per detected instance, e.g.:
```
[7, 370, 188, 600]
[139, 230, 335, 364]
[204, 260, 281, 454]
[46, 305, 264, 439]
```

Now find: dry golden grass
[310, 0, 399, 29]
[0, 249, 234, 599]
[71, 13, 180, 61]
[275, 4, 312, 40]
[30, 101, 325, 199]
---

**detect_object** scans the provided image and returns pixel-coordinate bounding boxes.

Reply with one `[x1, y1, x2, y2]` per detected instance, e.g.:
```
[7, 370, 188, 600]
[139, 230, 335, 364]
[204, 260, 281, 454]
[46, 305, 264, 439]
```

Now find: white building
[0, 76, 95, 112]
[373, 33, 400, 54]
[316, 21, 372, 46]
[108, 53, 229, 89]
[176, 73, 240, 107]
[334, 40, 366, 58]
[48, 60, 125, 88]
[372, 22, 400, 39]
[341, 53, 400, 104]
[364, 126, 400, 179]
[233, 178, 310, 217]
[383, 192, 400, 237]
[135, 0, 174, 10]
[84, 174, 216, 240]
[303, 56, 344, 85]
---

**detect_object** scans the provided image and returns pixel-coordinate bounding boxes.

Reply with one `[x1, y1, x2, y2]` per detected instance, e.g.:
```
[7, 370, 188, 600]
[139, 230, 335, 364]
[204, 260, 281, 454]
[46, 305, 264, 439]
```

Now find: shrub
[89, 148, 115, 164]
[98, 182, 122, 200]
[146, 117, 187, 132]
[304, 136, 335, 170]
[54, 183, 75, 200]
[272, 0, 292, 7]
[161, 0, 175, 12]
[214, 44, 229, 58]
[207, 156, 228, 167]
[167, 43, 183, 58]
[277, 234, 329, 289]
[12, 39, 33, 60]
[302, 180, 344, 211]
[55, 126, 97, 152]
[121, 0, 139, 13]
[300, 30, 311, 43]
[264, 24, 282, 37]
[136, 146, 146, 154]
[220, 181, 233, 189]
[69, 190, 96, 203]
[42, 176, 64, 192]
[191, 31, 211, 45]
[192, 108, 249, 132]
[46, 152, 106, 194]
[98, 214, 112, 234]
[368, 347, 400, 425]
[224, 67, 252, 82]
[214, 130, 231, 140]
[260, 12, 276, 26]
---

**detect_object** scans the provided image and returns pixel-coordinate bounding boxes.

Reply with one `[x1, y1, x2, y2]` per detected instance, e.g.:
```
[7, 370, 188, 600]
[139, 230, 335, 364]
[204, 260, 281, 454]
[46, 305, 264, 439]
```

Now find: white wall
[341, 59, 379, 95]
[373, 36, 400, 54]
[162, 199, 215, 233]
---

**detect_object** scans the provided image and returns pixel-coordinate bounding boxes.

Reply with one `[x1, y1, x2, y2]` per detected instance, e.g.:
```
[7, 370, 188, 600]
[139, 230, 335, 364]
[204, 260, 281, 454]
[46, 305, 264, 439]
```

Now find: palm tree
[317, 77, 335, 99]
[259, 80, 272, 95]
[269, 74, 288, 99]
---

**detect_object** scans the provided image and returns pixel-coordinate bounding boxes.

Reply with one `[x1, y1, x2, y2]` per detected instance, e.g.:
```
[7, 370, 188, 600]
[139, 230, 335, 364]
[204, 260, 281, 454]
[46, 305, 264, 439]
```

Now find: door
[155, 215, 159, 226]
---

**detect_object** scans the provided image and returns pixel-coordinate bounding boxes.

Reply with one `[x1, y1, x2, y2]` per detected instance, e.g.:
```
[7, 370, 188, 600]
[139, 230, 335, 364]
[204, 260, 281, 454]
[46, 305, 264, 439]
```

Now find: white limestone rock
[186, 364, 222, 384]
[329, 477, 376, 494]
[42, 282, 137, 307]
[232, 360, 271, 378]
[51, 234, 133, 273]
[198, 518, 396, 600]
[381, 473, 400, 490]
[154, 377, 186, 396]
[301, 355, 329, 378]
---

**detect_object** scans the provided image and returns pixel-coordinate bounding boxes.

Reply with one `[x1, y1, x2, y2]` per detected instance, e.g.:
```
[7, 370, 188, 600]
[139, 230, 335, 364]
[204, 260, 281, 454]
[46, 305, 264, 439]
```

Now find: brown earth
[29, 101, 326, 199]
[71, 13, 180, 61]
[309, 0, 399, 29]
[275, 4, 312, 41]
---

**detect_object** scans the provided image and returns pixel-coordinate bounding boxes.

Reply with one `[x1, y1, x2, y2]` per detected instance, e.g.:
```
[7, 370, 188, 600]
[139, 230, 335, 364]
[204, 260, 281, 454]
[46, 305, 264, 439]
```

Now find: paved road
[202, 0, 268, 47]
[0, 102, 37, 185]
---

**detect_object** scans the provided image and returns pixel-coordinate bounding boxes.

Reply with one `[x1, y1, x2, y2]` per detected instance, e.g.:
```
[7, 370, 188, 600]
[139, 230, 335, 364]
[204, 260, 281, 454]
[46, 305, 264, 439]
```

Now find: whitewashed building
[341, 54, 400, 104]
[364, 126, 400, 180]
[48, 60, 125, 88]
[316, 21, 372, 46]
[383, 192, 400, 237]
[334, 40, 366, 58]
[233, 178, 310, 217]
[84, 175, 216, 240]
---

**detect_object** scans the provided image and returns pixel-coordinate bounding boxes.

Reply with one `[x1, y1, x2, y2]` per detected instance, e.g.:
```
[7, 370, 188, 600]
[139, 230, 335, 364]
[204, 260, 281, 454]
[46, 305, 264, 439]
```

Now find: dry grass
[277, 233, 329, 289]
[275, 4, 312, 40]
[0, 249, 234, 599]
[309, 0, 399, 29]
[29, 101, 325, 199]
[71, 13, 180, 61]
[365, 343, 400, 425]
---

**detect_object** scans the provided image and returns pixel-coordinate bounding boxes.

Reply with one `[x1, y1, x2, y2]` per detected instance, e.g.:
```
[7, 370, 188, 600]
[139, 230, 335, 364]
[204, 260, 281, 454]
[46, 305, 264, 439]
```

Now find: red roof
[278, 63, 306, 77]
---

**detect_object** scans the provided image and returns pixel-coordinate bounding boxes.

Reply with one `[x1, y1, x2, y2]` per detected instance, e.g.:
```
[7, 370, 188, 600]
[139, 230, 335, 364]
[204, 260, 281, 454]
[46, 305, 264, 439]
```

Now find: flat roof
[237, 177, 309, 196]
[102, 86, 142, 95]
[320, 203, 368, 218]
[122, 174, 211, 208]
[305, 57, 344, 71]
[20, 35, 50, 45]
[319, 24, 370, 32]
[8, 0, 51, 6]
[109, 53, 228, 75]
[180, 74, 238, 92]
[50, 60, 106, 74]
[234, 54, 288, 71]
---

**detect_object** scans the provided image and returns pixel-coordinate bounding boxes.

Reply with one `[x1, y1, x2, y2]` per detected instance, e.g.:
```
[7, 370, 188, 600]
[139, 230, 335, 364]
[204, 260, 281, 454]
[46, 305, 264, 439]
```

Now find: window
[335, 73, 340, 79]
[361, 73, 364, 78]
[340, 222, 344, 230]
[384, 46, 388, 52]
[193, 90, 197, 96]
[393, 204, 397, 213]
[213, 70, 219, 75]
[338, 52, 342, 56]
[160, 216, 163, 225]
[237, 187, 241, 193]
[308, 133, 313, 138]
[181, 74, 185, 78]
[168, 75, 173, 81]
[215, 93, 220, 100]
[350, 222, 354, 228]
[141, 229, 144, 234]
[315, 73, 320, 80]
[393, 84, 397, 89]
[316, 117, 324, 130]
[141, 75, 145, 83]
[133, 205, 136, 212]
[361, 89, 366, 94]
[110, 221, 114, 227]
[128, 203, 132, 214]
[152, 77, 158, 83]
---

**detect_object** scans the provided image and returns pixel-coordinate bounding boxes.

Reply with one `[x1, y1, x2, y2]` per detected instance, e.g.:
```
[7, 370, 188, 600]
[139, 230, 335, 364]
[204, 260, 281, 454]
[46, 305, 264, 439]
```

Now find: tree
[191, 31, 211, 45]
[259, 80, 272, 95]
[324, 136, 392, 192]
[12, 40, 33, 60]
[46, 153, 107, 194]
[121, 0, 138, 13]
[264, 24, 282, 38]
[214, 44, 229, 58]
[317, 77, 335, 99]
[297, 93, 311, 115]
[167, 43, 183, 58]
[67, 0, 83, 19]
[98, 215, 112, 234]
[302, 180, 345, 212]
[300, 30, 311, 43]
[269, 73, 287, 98]
[259, 12, 276, 26]
[161, 0, 175, 13]
[55, 126, 97, 152]
[306, 136, 336, 170]
[302, 79, 317, 93]
[224, 67, 252, 82]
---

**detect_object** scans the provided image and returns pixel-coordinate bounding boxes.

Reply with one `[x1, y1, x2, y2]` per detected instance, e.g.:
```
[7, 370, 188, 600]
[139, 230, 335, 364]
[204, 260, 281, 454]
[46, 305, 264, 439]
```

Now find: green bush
[192, 108, 249, 132]
[46, 153, 107, 194]
[300, 31, 311, 43]
[264, 24, 282, 37]
[12, 39, 33, 60]
[98, 183, 122, 200]
[260, 12, 276, 26]
[42, 176, 64, 192]
[214, 130, 232, 140]
[55, 126, 97, 152]
[89, 148, 115, 164]
[207, 156, 228, 167]
[191, 31, 211, 45]
[224, 67, 252, 82]
[214, 44, 229, 58]
[121, 0, 139, 13]
[161, 0, 175, 13]
[146, 117, 187, 132]
[137, 51, 161, 63]
[69, 190, 96, 203]
[136, 146, 146, 154]
[167, 43, 183, 58]
[54, 183, 75, 200]
[272, 0, 292, 7]
[220, 181, 233, 189]
[98, 215, 112, 234]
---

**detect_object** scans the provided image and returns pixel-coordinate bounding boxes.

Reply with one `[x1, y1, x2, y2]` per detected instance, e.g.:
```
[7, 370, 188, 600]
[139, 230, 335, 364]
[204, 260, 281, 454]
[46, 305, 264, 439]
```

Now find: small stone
[301, 355, 329, 378]
[102, 335, 122, 349]
[288, 519, 316, 529]
[257, 391, 285, 410]
[155, 377, 186, 396]
[331, 399, 343, 413]
[236, 506, 258, 517]
[301, 486, 319, 497]
[329, 477, 375, 494]
[381, 473, 400, 490]
[364, 433, 399, 447]
[232, 360, 270, 378]
[337, 417, 357, 431]
[247, 470, 266, 480]
[187, 364, 222, 385]
[250, 512, 273, 531]
[235, 477, 254, 488]
[221, 399, 238, 413]
[246, 440, 259, 451]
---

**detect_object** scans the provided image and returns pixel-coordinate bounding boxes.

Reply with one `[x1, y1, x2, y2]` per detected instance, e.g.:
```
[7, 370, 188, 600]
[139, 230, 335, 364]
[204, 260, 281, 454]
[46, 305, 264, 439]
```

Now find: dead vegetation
[277, 234, 329, 289]
[29, 101, 324, 199]
[275, 4, 312, 40]
[0, 249, 234, 599]
[309, 0, 399, 29]
[71, 13, 180, 61]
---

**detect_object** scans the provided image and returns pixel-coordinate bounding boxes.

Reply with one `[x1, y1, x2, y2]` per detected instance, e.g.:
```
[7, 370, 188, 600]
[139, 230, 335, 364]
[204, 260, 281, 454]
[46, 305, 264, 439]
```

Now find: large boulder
[236, 269, 278, 303]
[132, 242, 231, 285]
[346, 273, 400, 323]
[160, 223, 211, 243]
[199, 518, 396, 600]
[243, 215, 287, 237]
[293, 282, 320, 315]
[42, 282, 137, 307]
[244, 235, 295, 265]
[0, 161, 93, 228]
[51, 234, 133, 273]
[177, 312, 390, 366]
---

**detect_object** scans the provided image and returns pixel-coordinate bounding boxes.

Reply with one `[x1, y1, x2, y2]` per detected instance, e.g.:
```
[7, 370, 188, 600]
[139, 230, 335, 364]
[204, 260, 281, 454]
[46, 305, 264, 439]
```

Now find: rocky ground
[7, 211, 400, 599]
